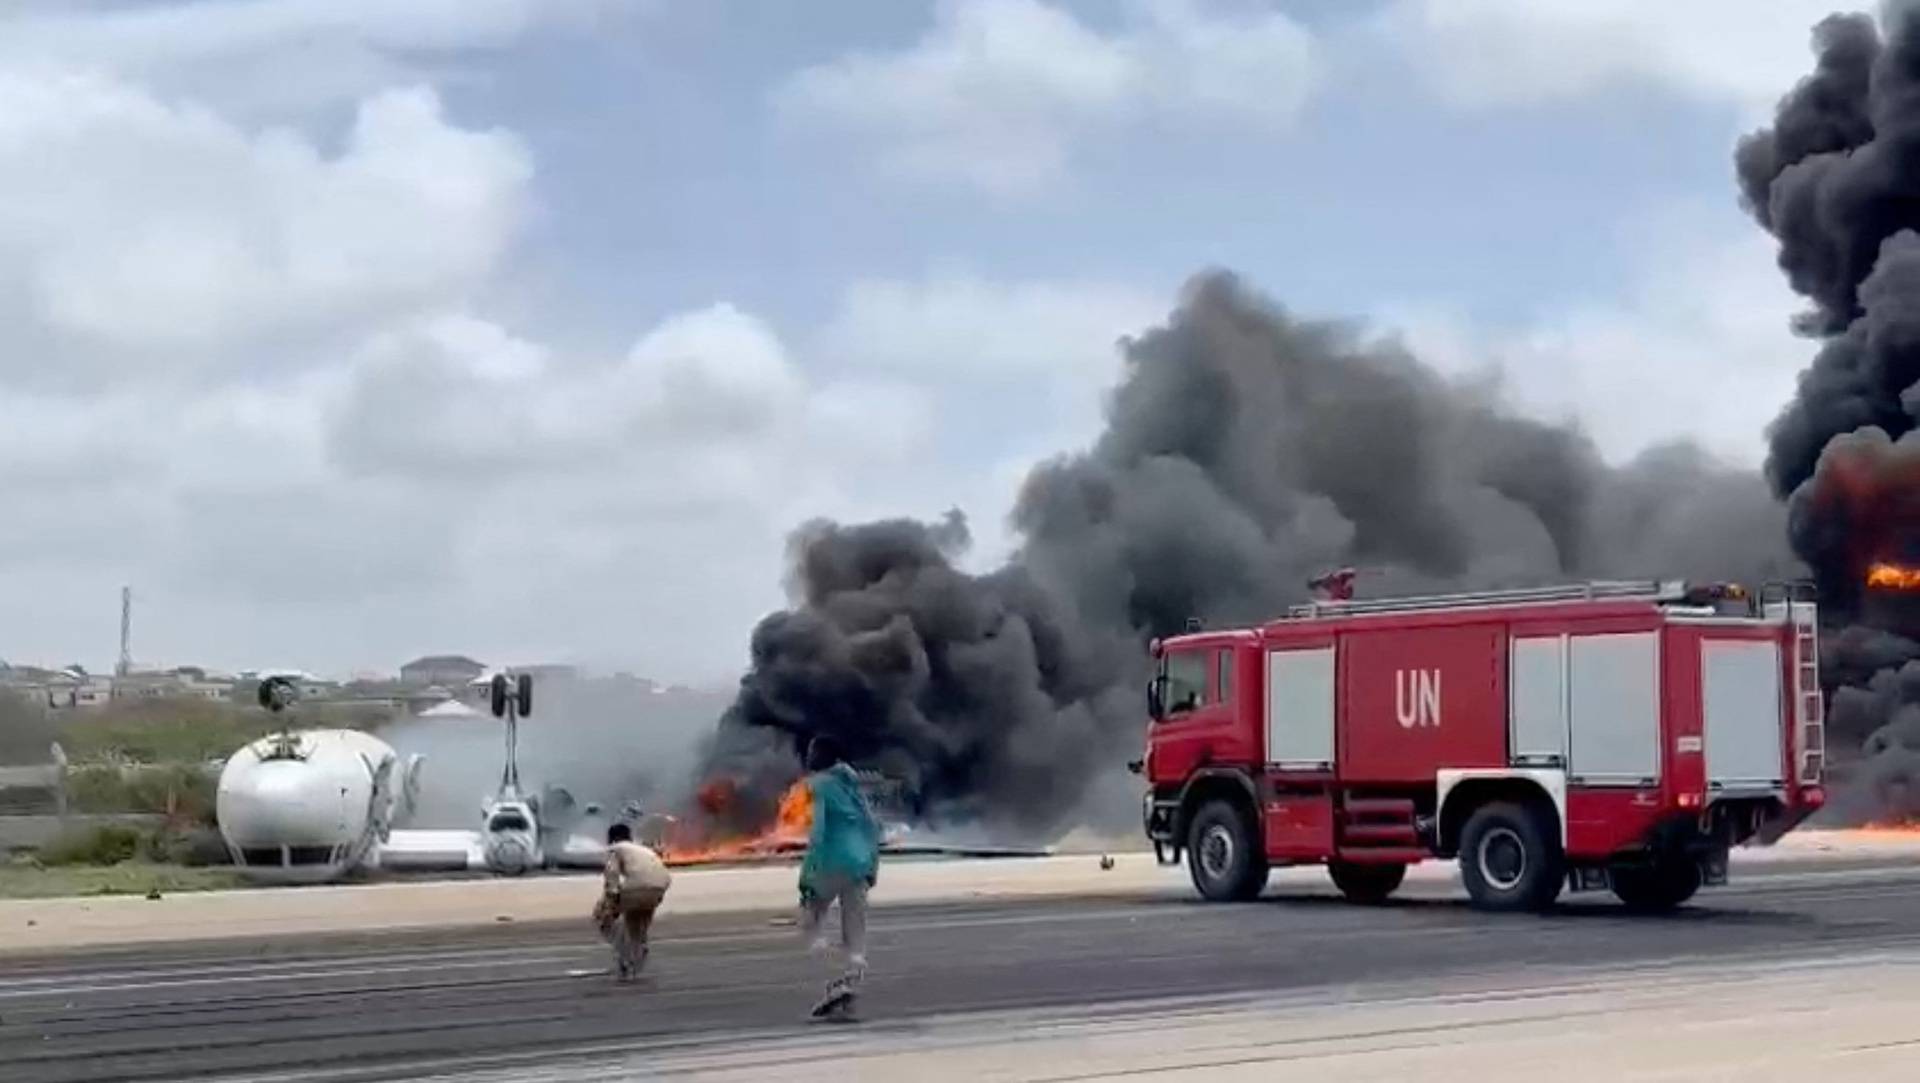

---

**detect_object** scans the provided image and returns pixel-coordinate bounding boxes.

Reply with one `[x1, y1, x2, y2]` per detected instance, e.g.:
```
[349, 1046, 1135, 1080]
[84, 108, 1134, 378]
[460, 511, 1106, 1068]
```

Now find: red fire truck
[1136, 580, 1826, 911]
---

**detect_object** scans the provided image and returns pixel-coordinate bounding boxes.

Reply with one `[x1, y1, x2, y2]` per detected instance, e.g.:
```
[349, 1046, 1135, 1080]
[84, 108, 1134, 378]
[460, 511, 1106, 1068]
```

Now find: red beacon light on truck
[1139, 577, 1825, 914]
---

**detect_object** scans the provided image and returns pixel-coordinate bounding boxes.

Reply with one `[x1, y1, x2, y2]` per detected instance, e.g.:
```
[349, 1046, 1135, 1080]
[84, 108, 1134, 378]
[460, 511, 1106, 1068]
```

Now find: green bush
[142, 826, 231, 867]
[0, 691, 60, 765]
[60, 699, 279, 764]
[33, 823, 230, 868]
[38, 824, 145, 867]
[66, 764, 218, 824]
[57, 695, 394, 765]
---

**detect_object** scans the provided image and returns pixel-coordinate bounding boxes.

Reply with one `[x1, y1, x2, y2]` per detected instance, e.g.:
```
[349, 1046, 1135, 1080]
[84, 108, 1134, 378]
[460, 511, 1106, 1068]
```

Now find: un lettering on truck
[1338, 623, 1505, 782]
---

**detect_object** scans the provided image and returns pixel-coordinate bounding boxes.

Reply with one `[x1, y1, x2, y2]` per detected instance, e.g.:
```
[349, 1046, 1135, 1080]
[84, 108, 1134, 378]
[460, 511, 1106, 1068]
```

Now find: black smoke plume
[1740, 5, 1920, 817]
[692, 274, 1795, 841]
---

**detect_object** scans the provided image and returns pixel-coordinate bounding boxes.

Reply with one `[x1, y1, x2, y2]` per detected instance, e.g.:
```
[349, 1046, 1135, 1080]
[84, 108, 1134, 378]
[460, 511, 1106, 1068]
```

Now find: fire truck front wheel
[1459, 802, 1564, 912]
[1186, 799, 1269, 902]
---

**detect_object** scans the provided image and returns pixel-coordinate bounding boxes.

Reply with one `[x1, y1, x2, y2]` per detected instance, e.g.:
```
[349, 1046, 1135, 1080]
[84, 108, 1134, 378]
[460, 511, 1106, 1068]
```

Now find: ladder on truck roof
[1286, 579, 1686, 619]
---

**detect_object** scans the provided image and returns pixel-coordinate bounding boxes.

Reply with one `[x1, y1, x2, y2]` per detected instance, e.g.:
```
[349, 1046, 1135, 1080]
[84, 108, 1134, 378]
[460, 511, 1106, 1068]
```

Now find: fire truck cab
[1138, 580, 1826, 912]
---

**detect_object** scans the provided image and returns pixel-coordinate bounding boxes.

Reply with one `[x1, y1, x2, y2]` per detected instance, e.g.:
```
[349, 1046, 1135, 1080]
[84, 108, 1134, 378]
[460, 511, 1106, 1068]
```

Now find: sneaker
[810, 983, 854, 1019]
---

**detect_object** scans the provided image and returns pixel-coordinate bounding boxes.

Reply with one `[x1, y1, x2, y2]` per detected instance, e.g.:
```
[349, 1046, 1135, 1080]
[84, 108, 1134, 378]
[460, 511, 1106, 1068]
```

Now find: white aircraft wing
[376, 830, 483, 872]
[546, 834, 607, 870]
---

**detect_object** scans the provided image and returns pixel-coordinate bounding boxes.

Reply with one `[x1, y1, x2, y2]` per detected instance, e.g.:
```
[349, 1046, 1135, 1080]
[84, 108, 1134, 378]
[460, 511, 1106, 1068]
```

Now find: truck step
[1333, 847, 1428, 864]
[1340, 823, 1419, 844]
[1342, 797, 1416, 818]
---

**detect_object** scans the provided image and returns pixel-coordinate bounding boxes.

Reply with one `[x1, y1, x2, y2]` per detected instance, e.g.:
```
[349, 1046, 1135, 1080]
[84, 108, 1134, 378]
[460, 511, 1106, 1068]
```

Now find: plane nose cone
[485, 833, 537, 875]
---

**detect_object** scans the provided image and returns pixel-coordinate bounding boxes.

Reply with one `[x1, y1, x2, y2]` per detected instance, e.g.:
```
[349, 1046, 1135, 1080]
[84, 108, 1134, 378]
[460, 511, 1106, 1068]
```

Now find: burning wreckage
[636, 772, 989, 865]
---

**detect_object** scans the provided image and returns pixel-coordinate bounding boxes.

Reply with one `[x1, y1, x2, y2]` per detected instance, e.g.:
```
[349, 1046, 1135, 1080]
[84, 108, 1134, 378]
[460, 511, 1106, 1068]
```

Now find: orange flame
[1867, 561, 1920, 590]
[775, 779, 814, 837]
[659, 779, 812, 867]
[1855, 819, 1920, 836]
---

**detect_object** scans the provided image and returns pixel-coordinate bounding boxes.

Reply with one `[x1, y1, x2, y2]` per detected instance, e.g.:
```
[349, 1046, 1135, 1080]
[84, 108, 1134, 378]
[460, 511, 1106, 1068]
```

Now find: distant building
[70, 678, 113, 708]
[399, 655, 486, 688]
[110, 669, 237, 703]
[2, 665, 114, 711]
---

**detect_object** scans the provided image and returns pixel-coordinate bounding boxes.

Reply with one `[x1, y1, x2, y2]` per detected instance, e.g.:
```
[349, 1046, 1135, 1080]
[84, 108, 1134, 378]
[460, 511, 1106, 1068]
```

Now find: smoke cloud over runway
[691, 273, 1795, 840]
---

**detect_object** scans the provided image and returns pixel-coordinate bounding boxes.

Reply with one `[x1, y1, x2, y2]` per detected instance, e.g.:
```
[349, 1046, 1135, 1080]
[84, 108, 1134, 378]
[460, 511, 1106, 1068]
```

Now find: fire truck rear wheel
[1328, 861, 1406, 904]
[1186, 799, 1268, 902]
[1459, 801, 1563, 912]
[1610, 859, 1701, 912]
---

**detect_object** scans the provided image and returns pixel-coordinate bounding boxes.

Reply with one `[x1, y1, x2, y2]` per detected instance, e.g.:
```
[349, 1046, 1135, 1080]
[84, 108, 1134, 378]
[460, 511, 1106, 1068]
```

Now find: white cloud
[0, 0, 615, 115]
[297, 301, 939, 676]
[0, 297, 942, 676]
[622, 304, 808, 441]
[328, 303, 930, 510]
[824, 274, 1158, 379]
[1377, 0, 1847, 116]
[776, 0, 1318, 194]
[0, 4, 914, 681]
[0, 41, 1016, 682]
[1380, 212, 1808, 468]
[815, 272, 1168, 569]
[820, 273, 1161, 442]
[0, 71, 529, 379]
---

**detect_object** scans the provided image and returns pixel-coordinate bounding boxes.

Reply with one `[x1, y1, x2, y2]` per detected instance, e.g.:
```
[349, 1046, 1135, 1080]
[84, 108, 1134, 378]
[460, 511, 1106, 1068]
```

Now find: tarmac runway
[5, 857, 1920, 1082]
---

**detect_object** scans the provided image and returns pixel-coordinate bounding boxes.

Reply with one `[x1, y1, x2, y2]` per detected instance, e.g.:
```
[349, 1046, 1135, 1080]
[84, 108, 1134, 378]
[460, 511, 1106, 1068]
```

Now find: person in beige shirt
[600, 822, 672, 981]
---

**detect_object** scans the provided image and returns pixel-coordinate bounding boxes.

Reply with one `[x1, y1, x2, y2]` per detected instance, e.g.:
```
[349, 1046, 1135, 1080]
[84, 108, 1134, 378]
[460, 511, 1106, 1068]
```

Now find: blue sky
[465, 1, 1752, 338]
[0, 0, 1854, 681]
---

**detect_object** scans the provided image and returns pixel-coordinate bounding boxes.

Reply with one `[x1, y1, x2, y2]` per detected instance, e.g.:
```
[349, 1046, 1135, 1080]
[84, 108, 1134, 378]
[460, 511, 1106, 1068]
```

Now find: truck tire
[1328, 861, 1406, 904]
[1187, 799, 1268, 902]
[1458, 802, 1563, 912]
[1610, 859, 1701, 912]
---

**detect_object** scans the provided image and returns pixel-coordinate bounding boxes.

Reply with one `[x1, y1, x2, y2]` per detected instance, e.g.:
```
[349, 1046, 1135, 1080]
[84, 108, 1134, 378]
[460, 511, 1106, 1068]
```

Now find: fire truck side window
[1164, 651, 1208, 716]
[1216, 650, 1233, 704]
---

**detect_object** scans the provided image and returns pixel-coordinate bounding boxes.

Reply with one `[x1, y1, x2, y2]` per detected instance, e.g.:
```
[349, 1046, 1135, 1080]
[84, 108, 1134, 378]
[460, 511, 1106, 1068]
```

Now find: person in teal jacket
[796, 735, 879, 1019]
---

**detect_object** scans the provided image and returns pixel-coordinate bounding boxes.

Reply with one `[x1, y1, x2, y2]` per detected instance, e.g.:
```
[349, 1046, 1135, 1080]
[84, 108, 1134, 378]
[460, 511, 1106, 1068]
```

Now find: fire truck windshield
[1161, 651, 1207, 718]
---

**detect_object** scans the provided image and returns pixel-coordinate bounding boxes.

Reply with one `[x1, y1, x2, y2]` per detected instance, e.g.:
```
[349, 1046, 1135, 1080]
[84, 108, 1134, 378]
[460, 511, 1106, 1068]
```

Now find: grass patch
[61, 700, 289, 764]
[37, 823, 145, 865]
[66, 764, 218, 822]
[0, 691, 61, 765]
[0, 860, 244, 899]
[54, 696, 397, 766]
[33, 822, 231, 868]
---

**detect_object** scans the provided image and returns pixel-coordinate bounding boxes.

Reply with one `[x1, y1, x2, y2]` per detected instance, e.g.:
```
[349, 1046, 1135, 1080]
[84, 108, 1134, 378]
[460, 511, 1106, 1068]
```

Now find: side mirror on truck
[1146, 677, 1164, 722]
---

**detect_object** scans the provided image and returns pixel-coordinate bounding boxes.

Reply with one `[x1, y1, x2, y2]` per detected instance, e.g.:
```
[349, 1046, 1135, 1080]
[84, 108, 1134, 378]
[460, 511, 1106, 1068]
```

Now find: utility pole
[116, 586, 133, 678]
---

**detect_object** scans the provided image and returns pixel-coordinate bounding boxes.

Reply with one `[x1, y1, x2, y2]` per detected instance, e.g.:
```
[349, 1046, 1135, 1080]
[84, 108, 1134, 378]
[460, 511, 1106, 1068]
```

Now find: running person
[796, 736, 881, 1019]
[601, 822, 672, 982]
